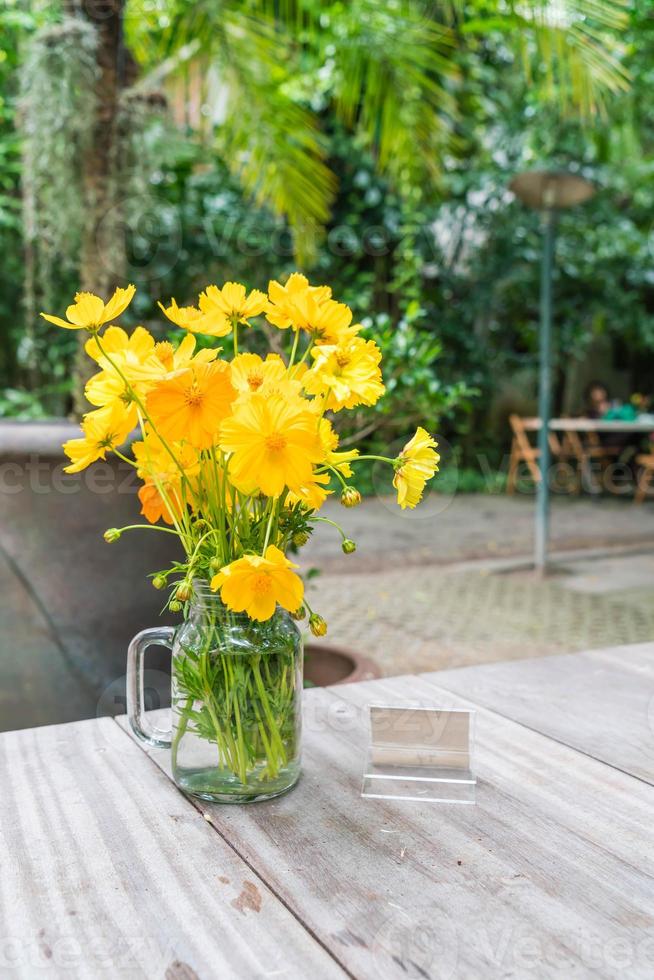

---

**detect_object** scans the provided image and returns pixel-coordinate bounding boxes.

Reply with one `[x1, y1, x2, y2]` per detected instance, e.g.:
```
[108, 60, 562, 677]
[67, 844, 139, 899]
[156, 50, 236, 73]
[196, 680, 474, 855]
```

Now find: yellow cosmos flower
[133, 437, 199, 524]
[230, 353, 287, 399]
[159, 298, 233, 338]
[62, 402, 133, 473]
[288, 292, 355, 344]
[220, 393, 324, 497]
[318, 419, 359, 478]
[266, 273, 331, 330]
[393, 427, 440, 509]
[303, 336, 385, 411]
[200, 282, 267, 326]
[85, 335, 163, 418]
[85, 325, 155, 364]
[153, 334, 216, 375]
[41, 285, 136, 331]
[147, 361, 236, 449]
[211, 545, 303, 621]
[285, 470, 331, 510]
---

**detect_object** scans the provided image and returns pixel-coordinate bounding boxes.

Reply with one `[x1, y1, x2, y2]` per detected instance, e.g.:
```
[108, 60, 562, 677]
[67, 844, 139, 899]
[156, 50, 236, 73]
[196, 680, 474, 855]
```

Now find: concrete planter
[304, 643, 381, 686]
[0, 420, 178, 716]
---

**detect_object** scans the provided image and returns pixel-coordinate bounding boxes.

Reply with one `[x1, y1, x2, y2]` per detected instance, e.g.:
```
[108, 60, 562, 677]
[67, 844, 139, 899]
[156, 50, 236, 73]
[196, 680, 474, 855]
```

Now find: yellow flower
[158, 298, 232, 338]
[220, 393, 324, 497]
[393, 427, 440, 509]
[153, 334, 216, 374]
[230, 353, 287, 398]
[41, 285, 135, 331]
[210, 545, 303, 621]
[199, 282, 267, 332]
[147, 361, 237, 449]
[287, 292, 355, 344]
[85, 325, 155, 364]
[133, 437, 199, 524]
[62, 402, 133, 473]
[318, 419, 359, 477]
[84, 331, 163, 420]
[285, 470, 331, 510]
[303, 336, 385, 411]
[266, 273, 331, 330]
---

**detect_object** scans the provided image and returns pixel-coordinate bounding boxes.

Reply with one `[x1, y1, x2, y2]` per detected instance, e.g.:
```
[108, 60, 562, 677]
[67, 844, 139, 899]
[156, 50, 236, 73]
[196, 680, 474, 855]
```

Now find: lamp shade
[509, 171, 595, 210]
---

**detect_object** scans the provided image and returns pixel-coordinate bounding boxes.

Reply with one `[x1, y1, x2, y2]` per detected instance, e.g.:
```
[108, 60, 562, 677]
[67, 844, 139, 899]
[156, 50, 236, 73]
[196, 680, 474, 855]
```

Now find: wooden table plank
[119, 673, 654, 980]
[0, 717, 347, 980]
[430, 643, 654, 785]
[522, 418, 654, 433]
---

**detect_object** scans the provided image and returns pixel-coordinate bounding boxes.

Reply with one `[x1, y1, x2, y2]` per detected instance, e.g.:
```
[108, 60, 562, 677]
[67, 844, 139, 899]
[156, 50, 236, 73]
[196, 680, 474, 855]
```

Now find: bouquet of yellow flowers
[42, 276, 440, 802]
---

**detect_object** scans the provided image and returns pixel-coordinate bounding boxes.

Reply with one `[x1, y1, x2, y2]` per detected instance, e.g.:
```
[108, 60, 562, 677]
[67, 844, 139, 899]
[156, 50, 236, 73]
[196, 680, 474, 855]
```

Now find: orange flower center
[247, 372, 264, 391]
[265, 432, 287, 452]
[335, 352, 350, 368]
[252, 572, 273, 595]
[184, 384, 204, 408]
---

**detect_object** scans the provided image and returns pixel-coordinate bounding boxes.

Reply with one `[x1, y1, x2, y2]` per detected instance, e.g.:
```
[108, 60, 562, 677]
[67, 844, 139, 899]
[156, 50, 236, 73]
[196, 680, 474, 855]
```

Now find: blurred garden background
[2, 0, 654, 730]
[3, 0, 653, 474]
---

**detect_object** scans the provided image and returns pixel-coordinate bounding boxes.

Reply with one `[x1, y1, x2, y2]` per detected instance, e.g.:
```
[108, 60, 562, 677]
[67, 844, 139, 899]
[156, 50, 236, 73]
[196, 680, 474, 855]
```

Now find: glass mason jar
[127, 583, 303, 803]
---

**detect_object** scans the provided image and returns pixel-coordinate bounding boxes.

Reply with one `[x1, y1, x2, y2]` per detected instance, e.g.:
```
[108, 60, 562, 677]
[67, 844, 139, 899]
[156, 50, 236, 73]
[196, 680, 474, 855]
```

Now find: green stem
[355, 454, 397, 465]
[312, 516, 347, 540]
[114, 523, 181, 537]
[288, 328, 300, 368]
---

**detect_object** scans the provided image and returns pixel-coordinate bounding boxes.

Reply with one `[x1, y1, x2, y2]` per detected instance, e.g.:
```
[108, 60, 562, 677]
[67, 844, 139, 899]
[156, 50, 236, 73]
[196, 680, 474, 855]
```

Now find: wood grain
[0, 716, 346, 979]
[430, 643, 654, 784]
[120, 670, 654, 980]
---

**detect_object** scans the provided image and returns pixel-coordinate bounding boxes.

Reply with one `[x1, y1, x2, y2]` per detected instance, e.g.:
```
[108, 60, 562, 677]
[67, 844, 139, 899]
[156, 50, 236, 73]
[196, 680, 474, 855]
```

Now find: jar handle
[127, 627, 175, 748]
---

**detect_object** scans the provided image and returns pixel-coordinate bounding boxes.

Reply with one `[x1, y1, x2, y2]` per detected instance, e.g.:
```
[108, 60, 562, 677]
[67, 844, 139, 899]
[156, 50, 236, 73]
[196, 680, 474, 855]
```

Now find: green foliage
[0, 0, 644, 458]
[126, 0, 629, 252]
[334, 303, 477, 452]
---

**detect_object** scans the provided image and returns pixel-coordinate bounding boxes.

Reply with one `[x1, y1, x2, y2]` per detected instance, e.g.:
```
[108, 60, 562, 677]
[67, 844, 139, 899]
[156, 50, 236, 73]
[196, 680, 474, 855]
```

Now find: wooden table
[2, 644, 654, 978]
[525, 417, 654, 434]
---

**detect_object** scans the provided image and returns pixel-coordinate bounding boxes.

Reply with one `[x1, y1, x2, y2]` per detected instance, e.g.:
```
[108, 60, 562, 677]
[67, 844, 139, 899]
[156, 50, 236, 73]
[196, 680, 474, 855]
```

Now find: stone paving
[2, 492, 653, 728]
[302, 494, 654, 676]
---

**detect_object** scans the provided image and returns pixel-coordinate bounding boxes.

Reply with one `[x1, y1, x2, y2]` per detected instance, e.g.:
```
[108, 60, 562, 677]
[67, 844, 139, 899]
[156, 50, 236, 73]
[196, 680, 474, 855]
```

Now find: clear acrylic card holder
[361, 704, 476, 804]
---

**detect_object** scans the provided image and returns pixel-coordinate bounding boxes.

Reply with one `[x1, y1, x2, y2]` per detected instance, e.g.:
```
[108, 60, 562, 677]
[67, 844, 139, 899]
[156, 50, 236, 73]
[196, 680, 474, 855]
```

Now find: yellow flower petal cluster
[42, 285, 135, 331]
[266, 273, 331, 330]
[230, 353, 286, 399]
[159, 283, 267, 338]
[211, 546, 303, 621]
[147, 361, 236, 449]
[220, 393, 324, 497]
[50, 279, 442, 624]
[393, 428, 440, 509]
[200, 282, 267, 332]
[63, 402, 132, 473]
[133, 436, 199, 525]
[303, 336, 385, 411]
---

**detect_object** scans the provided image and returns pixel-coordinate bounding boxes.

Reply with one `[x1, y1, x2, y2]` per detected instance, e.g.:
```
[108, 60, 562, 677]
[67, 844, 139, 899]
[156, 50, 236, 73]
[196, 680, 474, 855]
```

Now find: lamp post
[509, 171, 596, 574]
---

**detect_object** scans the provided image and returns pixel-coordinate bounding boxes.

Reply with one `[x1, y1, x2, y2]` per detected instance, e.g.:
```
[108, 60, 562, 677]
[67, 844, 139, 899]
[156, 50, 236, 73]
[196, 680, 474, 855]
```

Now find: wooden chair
[507, 415, 580, 494]
[635, 451, 654, 503]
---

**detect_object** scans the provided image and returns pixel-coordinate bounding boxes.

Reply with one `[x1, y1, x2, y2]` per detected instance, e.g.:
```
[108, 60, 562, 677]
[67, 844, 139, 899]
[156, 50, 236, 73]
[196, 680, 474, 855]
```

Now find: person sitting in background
[585, 380, 615, 419]
[583, 379, 640, 460]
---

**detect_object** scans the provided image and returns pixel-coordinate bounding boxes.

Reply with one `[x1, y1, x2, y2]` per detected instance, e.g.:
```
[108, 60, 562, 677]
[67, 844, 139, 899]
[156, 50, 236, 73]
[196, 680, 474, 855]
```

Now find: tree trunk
[72, 0, 126, 416]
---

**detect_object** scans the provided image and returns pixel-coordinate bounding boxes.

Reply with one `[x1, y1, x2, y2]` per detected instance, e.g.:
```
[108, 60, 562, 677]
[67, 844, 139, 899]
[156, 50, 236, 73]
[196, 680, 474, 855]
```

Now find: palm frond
[459, 0, 630, 116]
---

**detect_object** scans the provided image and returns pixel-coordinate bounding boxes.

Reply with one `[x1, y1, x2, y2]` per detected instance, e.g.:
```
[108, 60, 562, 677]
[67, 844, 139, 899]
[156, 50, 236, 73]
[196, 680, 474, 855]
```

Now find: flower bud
[293, 531, 309, 547]
[103, 527, 121, 543]
[169, 599, 183, 613]
[152, 575, 166, 591]
[309, 613, 328, 637]
[291, 605, 306, 621]
[209, 557, 222, 575]
[175, 582, 192, 602]
[342, 538, 356, 554]
[340, 486, 361, 508]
